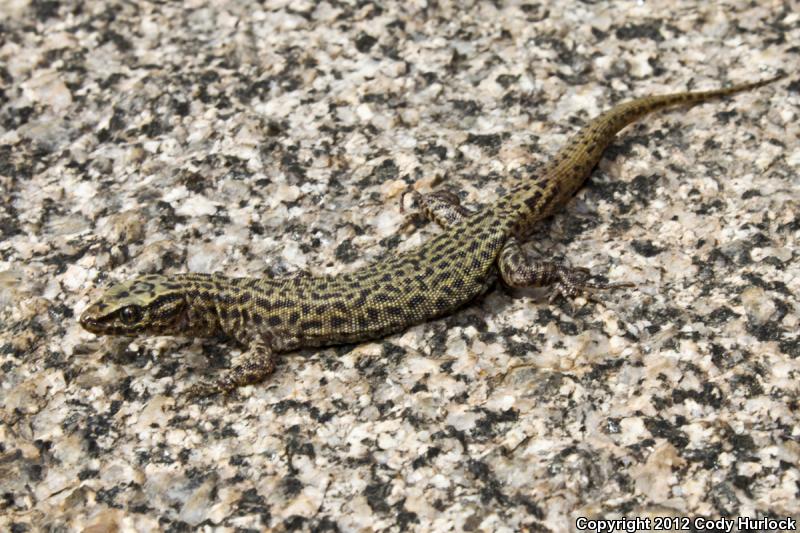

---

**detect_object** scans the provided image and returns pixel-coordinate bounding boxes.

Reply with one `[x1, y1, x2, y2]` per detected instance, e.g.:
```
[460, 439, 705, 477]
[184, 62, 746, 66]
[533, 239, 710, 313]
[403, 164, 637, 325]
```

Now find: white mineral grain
[184, 242, 225, 273]
[60, 264, 90, 293]
[740, 286, 776, 324]
[175, 193, 217, 217]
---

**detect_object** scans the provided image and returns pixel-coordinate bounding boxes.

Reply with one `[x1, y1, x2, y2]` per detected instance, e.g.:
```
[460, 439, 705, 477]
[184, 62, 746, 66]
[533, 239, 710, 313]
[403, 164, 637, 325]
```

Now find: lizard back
[239, 217, 508, 347]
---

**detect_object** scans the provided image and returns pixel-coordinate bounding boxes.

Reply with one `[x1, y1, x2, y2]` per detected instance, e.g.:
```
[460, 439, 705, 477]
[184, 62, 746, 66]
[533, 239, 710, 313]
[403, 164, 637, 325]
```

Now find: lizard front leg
[184, 339, 278, 398]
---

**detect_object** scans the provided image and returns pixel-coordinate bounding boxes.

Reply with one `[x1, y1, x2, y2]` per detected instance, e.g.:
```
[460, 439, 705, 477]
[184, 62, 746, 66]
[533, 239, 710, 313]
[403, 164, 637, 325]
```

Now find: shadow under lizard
[79, 74, 786, 398]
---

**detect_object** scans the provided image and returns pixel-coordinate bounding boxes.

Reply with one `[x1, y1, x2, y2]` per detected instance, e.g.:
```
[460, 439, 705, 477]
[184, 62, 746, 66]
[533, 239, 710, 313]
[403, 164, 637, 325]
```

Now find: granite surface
[1, 1, 799, 531]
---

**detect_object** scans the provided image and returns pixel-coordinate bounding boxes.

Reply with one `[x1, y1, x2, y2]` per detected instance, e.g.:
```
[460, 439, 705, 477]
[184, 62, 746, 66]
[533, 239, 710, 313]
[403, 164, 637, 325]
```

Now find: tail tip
[762, 70, 788, 86]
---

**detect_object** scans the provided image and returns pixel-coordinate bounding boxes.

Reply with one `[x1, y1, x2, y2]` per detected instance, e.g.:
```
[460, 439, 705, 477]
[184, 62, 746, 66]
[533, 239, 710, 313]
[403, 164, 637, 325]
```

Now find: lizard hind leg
[498, 237, 634, 303]
[400, 189, 471, 229]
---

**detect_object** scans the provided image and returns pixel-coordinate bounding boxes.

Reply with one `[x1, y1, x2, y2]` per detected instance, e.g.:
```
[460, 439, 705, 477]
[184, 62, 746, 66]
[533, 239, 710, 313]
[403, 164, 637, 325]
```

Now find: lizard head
[80, 274, 188, 336]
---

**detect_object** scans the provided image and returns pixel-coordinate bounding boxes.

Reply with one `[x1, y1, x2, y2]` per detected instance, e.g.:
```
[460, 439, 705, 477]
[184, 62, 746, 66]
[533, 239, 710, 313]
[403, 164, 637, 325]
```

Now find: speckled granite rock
[1, 1, 799, 531]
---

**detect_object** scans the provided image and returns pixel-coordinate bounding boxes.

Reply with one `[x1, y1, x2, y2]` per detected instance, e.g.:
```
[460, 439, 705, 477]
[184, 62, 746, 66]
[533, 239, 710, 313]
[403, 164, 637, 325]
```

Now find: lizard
[79, 74, 785, 398]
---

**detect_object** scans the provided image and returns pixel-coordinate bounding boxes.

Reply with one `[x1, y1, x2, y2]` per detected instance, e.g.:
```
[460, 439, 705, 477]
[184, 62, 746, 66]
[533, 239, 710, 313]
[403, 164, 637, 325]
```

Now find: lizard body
[79, 75, 784, 397]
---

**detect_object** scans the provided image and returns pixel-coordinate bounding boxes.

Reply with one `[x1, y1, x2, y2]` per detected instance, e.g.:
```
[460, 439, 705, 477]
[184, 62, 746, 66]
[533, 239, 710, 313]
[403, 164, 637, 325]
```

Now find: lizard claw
[549, 265, 635, 304]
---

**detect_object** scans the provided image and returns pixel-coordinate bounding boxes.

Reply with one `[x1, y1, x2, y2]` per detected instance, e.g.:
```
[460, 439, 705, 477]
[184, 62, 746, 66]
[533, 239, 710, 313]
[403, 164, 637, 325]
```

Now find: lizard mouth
[79, 311, 102, 333]
[78, 312, 137, 336]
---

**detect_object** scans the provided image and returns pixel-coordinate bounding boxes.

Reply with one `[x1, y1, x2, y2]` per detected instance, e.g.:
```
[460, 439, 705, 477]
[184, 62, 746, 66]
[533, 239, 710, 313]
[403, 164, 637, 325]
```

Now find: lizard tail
[502, 73, 786, 235]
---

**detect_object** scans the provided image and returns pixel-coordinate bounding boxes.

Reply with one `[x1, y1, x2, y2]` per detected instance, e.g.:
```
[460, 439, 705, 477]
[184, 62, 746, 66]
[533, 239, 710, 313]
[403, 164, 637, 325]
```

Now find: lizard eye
[119, 306, 143, 325]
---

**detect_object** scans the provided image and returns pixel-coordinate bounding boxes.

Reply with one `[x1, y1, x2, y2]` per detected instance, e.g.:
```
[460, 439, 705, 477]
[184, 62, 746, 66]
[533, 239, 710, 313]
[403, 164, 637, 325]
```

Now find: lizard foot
[181, 344, 277, 400]
[548, 265, 635, 304]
